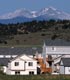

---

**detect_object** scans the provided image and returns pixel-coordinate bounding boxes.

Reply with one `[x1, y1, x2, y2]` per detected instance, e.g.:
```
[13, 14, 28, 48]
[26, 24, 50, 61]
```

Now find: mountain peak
[0, 7, 70, 24]
[48, 7, 57, 11]
[31, 11, 37, 17]
[42, 8, 49, 11]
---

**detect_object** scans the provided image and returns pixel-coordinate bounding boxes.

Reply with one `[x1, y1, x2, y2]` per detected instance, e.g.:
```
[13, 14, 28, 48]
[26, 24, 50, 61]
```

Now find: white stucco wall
[65, 67, 70, 74]
[46, 46, 70, 55]
[25, 61, 37, 70]
[6, 61, 37, 75]
[9, 58, 25, 70]
[8, 60, 37, 75]
[6, 55, 37, 75]
[6, 69, 37, 75]
[3, 66, 7, 73]
[0, 55, 4, 58]
[6, 68, 11, 75]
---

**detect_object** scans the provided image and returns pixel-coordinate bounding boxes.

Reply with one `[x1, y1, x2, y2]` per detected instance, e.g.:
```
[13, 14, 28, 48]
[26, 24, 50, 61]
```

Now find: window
[37, 61, 39, 64]
[29, 71, 34, 75]
[52, 46, 56, 51]
[15, 71, 20, 75]
[68, 67, 70, 72]
[28, 62, 33, 66]
[52, 46, 54, 50]
[15, 62, 19, 66]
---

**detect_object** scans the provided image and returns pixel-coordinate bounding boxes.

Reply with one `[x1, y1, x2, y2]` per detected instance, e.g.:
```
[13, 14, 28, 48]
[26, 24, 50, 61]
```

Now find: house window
[52, 46, 56, 51]
[29, 71, 34, 75]
[15, 62, 19, 66]
[28, 62, 33, 66]
[52, 46, 55, 50]
[68, 67, 70, 72]
[15, 71, 20, 75]
[37, 61, 39, 64]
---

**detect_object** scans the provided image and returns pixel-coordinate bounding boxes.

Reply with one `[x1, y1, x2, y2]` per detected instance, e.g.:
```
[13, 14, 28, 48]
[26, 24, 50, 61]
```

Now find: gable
[60, 61, 63, 66]
[61, 58, 70, 67]
[20, 55, 36, 61]
[11, 57, 25, 62]
[10, 54, 36, 63]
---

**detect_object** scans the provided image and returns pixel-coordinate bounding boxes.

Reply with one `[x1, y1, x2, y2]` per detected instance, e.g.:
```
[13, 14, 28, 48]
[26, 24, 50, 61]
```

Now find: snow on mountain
[36, 7, 57, 16]
[0, 7, 70, 24]
[0, 9, 35, 19]
[36, 7, 70, 20]
[31, 11, 37, 17]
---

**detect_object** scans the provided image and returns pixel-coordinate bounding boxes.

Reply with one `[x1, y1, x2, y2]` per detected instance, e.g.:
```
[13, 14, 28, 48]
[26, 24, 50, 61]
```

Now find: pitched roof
[10, 54, 36, 62]
[0, 47, 42, 55]
[45, 39, 70, 46]
[0, 58, 11, 66]
[0, 47, 42, 66]
[61, 58, 70, 67]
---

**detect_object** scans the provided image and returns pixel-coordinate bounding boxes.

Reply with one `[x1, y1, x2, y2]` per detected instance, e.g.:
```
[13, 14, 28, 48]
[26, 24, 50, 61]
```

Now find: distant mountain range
[0, 7, 70, 24]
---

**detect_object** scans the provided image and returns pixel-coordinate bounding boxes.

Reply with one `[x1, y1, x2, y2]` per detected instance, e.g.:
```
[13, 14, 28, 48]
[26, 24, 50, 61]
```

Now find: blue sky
[0, 0, 70, 15]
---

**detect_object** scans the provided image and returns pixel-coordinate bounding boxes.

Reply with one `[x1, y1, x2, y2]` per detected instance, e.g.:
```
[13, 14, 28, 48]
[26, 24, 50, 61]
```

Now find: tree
[51, 34, 58, 40]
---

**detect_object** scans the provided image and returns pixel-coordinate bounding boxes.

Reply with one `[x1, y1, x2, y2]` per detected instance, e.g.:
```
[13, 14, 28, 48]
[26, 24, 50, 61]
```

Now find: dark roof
[0, 47, 42, 66]
[45, 39, 70, 46]
[0, 47, 42, 55]
[0, 58, 11, 66]
[61, 58, 70, 67]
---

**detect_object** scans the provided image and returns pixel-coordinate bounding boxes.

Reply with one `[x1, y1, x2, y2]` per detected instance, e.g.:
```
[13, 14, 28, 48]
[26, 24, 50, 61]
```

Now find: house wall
[6, 60, 37, 75]
[6, 55, 37, 75]
[25, 61, 37, 70]
[65, 67, 70, 74]
[9, 58, 25, 70]
[6, 69, 37, 75]
[46, 46, 70, 55]
[3, 66, 7, 73]
[6, 68, 11, 75]
[60, 66, 64, 74]
[20, 55, 37, 70]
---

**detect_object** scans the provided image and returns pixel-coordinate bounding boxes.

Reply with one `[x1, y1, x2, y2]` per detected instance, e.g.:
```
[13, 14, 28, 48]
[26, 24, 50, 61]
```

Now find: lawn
[0, 71, 70, 80]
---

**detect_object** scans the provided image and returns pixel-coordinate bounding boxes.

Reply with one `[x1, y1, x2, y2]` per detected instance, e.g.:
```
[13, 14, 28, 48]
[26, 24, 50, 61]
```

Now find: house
[60, 58, 70, 74]
[42, 39, 70, 73]
[44, 39, 70, 55]
[1, 39, 70, 67]
[0, 47, 42, 66]
[3, 54, 37, 75]
[53, 57, 61, 73]
[1, 39, 70, 75]
[42, 39, 70, 65]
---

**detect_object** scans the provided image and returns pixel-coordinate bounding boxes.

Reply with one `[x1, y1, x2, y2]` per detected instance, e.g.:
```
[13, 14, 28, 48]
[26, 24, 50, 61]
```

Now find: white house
[2, 39, 70, 75]
[60, 58, 70, 74]
[42, 39, 70, 73]
[3, 54, 37, 75]
[43, 39, 70, 59]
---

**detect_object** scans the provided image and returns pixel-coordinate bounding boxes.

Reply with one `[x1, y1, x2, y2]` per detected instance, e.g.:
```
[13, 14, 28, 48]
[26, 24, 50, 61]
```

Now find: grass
[0, 74, 70, 80]
[0, 71, 70, 80]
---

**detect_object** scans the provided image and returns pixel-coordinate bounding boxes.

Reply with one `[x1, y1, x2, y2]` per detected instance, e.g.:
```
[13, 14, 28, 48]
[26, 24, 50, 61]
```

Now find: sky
[0, 0, 70, 15]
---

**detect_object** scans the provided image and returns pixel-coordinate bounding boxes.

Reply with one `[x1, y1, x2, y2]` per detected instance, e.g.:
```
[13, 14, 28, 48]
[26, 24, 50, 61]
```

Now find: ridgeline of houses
[0, 39, 70, 75]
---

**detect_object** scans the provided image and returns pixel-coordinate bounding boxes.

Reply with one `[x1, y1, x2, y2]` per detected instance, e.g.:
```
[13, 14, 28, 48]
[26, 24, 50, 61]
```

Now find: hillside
[0, 20, 70, 47]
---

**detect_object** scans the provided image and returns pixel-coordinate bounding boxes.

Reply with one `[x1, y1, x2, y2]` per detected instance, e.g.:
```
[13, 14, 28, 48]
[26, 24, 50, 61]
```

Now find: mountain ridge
[0, 7, 70, 24]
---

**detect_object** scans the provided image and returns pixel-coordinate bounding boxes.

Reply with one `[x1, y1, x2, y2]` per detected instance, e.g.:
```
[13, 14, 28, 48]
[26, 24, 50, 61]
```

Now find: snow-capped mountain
[0, 9, 36, 19]
[36, 7, 70, 20]
[0, 7, 70, 24]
